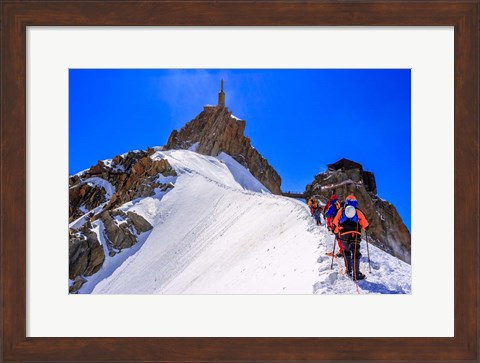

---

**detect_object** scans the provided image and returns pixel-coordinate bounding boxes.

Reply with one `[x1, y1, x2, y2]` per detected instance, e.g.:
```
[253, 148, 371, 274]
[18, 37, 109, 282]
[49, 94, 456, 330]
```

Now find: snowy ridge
[152, 150, 269, 194]
[71, 149, 411, 294]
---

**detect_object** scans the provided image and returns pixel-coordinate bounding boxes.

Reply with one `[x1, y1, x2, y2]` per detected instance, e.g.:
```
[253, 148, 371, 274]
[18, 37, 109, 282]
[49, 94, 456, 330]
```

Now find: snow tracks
[313, 228, 412, 294]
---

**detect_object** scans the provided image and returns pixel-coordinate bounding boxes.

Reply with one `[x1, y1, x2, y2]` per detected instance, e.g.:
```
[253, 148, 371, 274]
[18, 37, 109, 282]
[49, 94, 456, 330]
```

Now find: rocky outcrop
[69, 182, 107, 222]
[305, 158, 411, 264]
[127, 211, 153, 233]
[164, 106, 281, 194]
[68, 209, 153, 293]
[69, 222, 106, 291]
[69, 149, 170, 292]
[70, 276, 87, 294]
[105, 156, 176, 211]
[101, 210, 138, 252]
[69, 149, 176, 223]
[100, 209, 153, 256]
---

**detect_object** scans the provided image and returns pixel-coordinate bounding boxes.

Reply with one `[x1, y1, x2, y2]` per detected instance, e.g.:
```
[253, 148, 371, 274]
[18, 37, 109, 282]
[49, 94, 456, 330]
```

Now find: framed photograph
[2, 1, 478, 362]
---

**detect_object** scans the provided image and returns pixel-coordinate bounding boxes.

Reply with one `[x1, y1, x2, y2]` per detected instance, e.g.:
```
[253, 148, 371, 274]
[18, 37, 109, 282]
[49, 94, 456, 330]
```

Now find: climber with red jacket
[333, 194, 369, 280]
[324, 194, 341, 231]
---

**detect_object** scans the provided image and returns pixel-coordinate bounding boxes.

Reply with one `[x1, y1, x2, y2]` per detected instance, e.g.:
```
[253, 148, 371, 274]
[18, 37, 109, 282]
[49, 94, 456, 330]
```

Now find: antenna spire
[218, 79, 225, 107]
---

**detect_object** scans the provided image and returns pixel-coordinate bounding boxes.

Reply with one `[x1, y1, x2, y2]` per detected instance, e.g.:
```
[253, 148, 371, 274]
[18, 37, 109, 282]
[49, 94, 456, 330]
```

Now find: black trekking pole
[365, 229, 372, 273]
[330, 233, 336, 270]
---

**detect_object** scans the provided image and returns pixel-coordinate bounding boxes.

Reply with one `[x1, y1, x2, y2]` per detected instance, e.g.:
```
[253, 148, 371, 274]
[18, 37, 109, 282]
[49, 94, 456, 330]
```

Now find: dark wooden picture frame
[1, 1, 478, 361]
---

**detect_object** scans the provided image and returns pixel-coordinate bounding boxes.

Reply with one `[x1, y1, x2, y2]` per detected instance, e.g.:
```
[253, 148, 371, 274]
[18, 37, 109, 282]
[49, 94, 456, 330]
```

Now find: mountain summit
[164, 80, 282, 194]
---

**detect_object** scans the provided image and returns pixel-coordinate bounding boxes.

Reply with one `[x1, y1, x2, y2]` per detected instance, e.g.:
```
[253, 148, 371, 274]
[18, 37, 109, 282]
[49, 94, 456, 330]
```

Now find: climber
[313, 204, 324, 226]
[324, 194, 341, 230]
[324, 194, 344, 255]
[307, 197, 317, 216]
[332, 194, 369, 280]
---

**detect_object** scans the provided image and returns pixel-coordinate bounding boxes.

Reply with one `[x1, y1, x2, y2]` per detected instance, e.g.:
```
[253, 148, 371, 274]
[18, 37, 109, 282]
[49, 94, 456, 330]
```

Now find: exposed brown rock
[100, 210, 153, 255]
[127, 211, 153, 234]
[101, 210, 137, 251]
[69, 276, 87, 294]
[70, 151, 176, 222]
[69, 175, 80, 187]
[69, 223, 105, 280]
[164, 106, 281, 194]
[69, 234, 89, 279]
[69, 183, 107, 223]
[69, 149, 169, 291]
[112, 155, 123, 164]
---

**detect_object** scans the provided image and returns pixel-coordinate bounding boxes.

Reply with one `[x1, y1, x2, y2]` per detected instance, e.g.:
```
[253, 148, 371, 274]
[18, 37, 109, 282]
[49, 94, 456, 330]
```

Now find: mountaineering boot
[345, 255, 353, 275]
[353, 258, 366, 280]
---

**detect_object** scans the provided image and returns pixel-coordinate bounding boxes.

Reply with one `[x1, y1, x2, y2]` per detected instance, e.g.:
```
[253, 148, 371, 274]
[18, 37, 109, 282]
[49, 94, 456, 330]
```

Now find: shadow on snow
[358, 279, 405, 294]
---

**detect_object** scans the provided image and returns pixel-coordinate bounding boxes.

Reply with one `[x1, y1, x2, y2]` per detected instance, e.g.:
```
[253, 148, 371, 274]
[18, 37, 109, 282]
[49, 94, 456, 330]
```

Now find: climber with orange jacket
[307, 197, 318, 216]
[332, 194, 369, 280]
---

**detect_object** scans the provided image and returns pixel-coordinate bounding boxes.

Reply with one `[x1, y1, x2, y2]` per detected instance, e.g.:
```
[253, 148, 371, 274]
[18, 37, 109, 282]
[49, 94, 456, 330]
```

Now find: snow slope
[76, 149, 411, 294]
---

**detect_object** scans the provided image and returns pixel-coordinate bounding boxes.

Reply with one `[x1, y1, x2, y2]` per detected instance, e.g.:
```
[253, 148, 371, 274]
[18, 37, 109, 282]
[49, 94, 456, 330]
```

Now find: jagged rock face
[101, 210, 138, 251]
[69, 222, 105, 281]
[69, 149, 170, 292]
[69, 182, 106, 223]
[305, 162, 411, 264]
[106, 156, 176, 210]
[164, 106, 281, 194]
[100, 209, 153, 255]
[68, 209, 153, 293]
[69, 149, 176, 222]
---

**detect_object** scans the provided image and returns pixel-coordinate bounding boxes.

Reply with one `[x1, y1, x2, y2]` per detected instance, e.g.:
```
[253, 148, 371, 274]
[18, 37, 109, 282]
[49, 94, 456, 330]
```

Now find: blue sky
[70, 69, 411, 230]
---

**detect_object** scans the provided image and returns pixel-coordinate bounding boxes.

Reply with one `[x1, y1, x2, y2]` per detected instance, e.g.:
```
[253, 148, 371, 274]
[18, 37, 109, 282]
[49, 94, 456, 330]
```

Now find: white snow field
[75, 149, 411, 294]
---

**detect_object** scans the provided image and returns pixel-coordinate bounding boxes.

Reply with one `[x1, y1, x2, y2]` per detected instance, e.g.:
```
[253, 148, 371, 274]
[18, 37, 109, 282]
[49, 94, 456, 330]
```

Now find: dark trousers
[339, 232, 362, 259]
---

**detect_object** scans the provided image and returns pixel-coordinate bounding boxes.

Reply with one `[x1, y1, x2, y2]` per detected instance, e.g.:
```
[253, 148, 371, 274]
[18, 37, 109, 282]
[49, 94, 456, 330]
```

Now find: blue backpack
[339, 200, 359, 225]
[325, 200, 340, 218]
